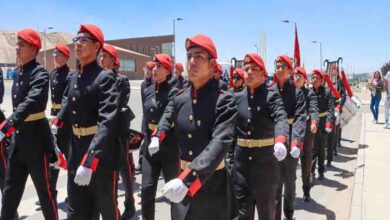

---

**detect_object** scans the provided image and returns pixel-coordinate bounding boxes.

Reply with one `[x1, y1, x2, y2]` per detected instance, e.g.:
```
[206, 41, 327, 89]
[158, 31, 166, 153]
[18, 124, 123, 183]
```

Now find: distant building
[37, 35, 174, 79]
[0, 30, 174, 80]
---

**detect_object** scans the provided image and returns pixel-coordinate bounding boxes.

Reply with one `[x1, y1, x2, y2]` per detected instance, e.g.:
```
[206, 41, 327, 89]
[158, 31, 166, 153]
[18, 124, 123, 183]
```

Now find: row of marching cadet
[0, 24, 360, 220]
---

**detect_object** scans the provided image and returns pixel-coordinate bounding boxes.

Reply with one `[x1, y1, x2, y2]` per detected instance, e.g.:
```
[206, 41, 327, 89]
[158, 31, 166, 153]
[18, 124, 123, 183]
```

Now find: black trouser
[312, 130, 327, 176]
[48, 121, 71, 201]
[174, 169, 231, 220]
[68, 168, 119, 220]
[67, 135, 120, 220]
[301, 120, 315, 194]
[275, 155, 298, 220]
[0, 141, 8, 192]
[119, 141, 135, 212]
[141, 148, 179, 220]
[1, 148, 58, 220]
[234, 146, 278, 220]
[327, 122, 337, 163]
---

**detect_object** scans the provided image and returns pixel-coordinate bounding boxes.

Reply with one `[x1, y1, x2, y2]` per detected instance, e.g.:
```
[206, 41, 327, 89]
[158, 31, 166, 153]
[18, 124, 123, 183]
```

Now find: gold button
[192, 171, 196, 176]
[249, 156, 252, 160]
[188, 133, 192, 139]
[248, 131, 251, 135]
[75, 124, 78, 127]
[188, 115, 193, 121]
[189, 150, 193, 156]
[72, 110, 76, 114]
[193, 99, 197, 104]
[72, 97, 76, 101]
[16, 130, 19, 134]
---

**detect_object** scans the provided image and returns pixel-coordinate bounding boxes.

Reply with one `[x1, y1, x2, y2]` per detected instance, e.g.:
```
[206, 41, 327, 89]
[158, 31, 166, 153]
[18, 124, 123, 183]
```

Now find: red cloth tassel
[58, 152, 67, 170]
[340, 70, 353, 97]
[324, 75, 341, 100]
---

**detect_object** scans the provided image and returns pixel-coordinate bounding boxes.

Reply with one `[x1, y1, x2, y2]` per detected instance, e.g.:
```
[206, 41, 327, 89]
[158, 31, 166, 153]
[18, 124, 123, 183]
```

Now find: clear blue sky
[1, 0, 388, 73]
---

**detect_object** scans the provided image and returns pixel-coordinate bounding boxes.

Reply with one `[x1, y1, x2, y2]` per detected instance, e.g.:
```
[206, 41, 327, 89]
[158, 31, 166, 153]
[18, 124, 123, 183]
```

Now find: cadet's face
[293, 73, 305, 88]
[144, 67, 153, 79]
[312, 74, 323, 88]
[275, 61, 291, 83]
[174, 68, 183, 77]
[215, 71, 221, 80]
[244, 63, 265, 89]
[233, 74, 244, 88]
[16, 38, 37, 64]
[152, 62, 168, 83]
[187, 47, 215, 86]
[99, 52, 115, 69]
[53, 50, 68, 67]
[74, 32, 100, 63]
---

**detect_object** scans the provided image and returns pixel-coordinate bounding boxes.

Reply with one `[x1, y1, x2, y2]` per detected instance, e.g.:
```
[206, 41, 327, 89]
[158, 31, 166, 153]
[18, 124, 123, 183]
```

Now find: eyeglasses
[233, 76, 242, 80]
[312, 75, 321, 80]
[16, 41, 28, 47]
[72, 36, 95, 44]
[293, 74, 302, 79]
[143, 67, 153, 72]
[244, 66, 261, 73]
[275, 64, 288, 70]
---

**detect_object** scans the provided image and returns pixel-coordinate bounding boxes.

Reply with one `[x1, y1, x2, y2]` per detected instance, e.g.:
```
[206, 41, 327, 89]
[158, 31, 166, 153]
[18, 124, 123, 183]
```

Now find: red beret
[234, 68, 245, 79]
[293, 67, 307, 80]
[78, 24, 104, 48]
[114, 58, 120, 68]
[185, 34, 217, 59]
[175, 63, 184, 71]
[276, 55, 293, 70]
[102, 44, 118, 60]
[17, 29, 41, 50]
[144, 61, 155, 69]
[154, 54, 173, 72]
[312, 69, 325, 78]
[55, 44, 70, 58]
[216, 64, 222, 74]
[244, 54, 267, 74]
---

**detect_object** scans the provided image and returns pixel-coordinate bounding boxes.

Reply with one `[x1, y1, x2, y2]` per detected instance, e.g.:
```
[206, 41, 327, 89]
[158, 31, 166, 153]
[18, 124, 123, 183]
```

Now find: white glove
[325, 127, 332, 133]
[290, 146, 301, 158]
[47, 115, 56, 121]
[51, 124, 58, 135]
[334, 111, 341, 125]
[148, 137, 160, 156]
[162, 178, 188, 203]
[273, 142, 287, 161]
[74, 166, 93, 186]
[0, 131, 5, 141]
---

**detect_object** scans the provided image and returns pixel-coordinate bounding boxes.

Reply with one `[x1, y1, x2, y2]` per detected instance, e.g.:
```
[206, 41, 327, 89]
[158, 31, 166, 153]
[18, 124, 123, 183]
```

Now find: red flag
[294, 24, 301, 67]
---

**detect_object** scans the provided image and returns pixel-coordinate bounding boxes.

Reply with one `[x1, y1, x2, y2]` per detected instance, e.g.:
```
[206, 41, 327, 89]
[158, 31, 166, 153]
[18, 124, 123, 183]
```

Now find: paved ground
[0, 81, 370, 219]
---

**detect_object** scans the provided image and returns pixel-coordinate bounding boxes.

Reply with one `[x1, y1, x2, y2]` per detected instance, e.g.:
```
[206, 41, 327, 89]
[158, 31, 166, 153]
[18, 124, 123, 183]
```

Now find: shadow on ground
[295, 197, 336, 220]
